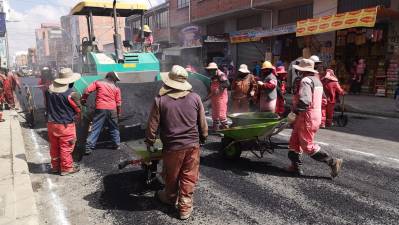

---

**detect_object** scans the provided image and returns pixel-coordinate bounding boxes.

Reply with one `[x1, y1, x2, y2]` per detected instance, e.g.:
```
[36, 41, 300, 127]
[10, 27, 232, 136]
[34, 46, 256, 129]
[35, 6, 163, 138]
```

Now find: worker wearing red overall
[231, 64, 257, 113]
[287, 59, 343, 178]
[257, 61, 277, 113]
[275, 66, 288, 116]
[3, 71, 21, 109]
[321, 69, 345, 127]
[0, 73, 6, 122]
[45, 68, 81, 176]
[205, 62, 229, 130]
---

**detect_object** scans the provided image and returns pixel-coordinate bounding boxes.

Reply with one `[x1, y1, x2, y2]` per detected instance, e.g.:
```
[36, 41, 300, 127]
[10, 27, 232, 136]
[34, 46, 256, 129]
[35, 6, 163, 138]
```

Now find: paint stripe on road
[31, 129, 71, 225]
[342, 148, 376, 157]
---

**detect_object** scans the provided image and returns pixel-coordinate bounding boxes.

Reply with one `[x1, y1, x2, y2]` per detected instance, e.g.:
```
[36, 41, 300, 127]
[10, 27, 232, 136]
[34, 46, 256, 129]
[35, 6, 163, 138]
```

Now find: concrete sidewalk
[286, 94, 399, 118]
[0, 110, 39, 225]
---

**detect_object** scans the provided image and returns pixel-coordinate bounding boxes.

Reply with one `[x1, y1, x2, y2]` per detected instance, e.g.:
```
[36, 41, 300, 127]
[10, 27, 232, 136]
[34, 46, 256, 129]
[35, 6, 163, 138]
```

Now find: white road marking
[342, 148, 376, 157]
[316, 141, 330, 146]
[31, 130, 71, 225]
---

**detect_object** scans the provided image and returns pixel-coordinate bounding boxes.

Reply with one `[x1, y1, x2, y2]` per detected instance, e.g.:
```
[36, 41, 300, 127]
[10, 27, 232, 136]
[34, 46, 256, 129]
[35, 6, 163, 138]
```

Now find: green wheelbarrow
[218, 118, 289, 160]
[228, 112, 280, 127]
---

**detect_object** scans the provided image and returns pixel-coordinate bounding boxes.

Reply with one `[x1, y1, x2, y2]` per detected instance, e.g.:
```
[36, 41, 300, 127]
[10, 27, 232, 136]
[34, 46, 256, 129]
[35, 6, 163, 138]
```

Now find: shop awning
[163, 46, 201, 56]
[230, 24, 296, 44]
[296, 6, 379, 37]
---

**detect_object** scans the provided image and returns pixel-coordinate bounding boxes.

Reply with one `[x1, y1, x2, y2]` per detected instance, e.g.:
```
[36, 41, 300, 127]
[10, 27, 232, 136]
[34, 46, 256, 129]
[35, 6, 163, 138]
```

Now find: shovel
[336, 95, 348, 127]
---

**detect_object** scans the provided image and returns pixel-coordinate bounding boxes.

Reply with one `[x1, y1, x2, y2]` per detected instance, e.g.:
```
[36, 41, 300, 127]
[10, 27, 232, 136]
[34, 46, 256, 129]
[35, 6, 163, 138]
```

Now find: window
[153, 10, 169, 29]
[278, 4, 313, 25]
[237, 15, 261, 30]
[177, 0, 189, 9]
[338, 0, 390, 13]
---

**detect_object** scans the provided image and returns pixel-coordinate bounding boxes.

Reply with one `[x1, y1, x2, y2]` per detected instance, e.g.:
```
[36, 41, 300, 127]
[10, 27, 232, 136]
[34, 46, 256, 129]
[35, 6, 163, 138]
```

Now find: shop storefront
[297, 6, 399, 97]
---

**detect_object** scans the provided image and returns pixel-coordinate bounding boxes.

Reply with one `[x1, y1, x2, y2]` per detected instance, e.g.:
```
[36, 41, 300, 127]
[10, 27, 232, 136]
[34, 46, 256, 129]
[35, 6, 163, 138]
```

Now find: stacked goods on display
[374, 60, 387, 96]
[386, 53, 399, 97]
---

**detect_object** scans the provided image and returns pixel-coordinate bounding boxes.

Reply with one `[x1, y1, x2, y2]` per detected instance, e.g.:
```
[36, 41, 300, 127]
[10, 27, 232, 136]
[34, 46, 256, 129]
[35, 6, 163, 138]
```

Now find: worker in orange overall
[0, 72, 6, 122]
[257, 61, 277, 113]
[205, 62, 229, 130]
[45, 68, 82, 176]
[321, 69, 345, 128]
[275, 66, 288, 117]
[231, 64, 257, 113]
[287, 59, 343, 178]
[3, 70, 21, 109]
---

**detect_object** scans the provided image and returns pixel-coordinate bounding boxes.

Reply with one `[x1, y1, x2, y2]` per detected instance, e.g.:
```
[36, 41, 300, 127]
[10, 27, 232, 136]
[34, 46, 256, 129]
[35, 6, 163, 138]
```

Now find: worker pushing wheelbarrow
[218, 112, 290, 160]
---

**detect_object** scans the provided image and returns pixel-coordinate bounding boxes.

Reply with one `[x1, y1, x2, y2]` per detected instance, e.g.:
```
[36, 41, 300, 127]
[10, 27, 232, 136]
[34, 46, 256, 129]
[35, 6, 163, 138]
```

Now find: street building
[14, 52, 27, 67]
[35, 23, 63, 68]
[27, 48, 37, 69]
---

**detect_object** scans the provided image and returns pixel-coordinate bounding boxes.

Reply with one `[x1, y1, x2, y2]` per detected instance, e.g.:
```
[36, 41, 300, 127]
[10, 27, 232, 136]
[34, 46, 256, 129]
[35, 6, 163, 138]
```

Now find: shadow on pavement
[200, 152, 330, 180]
[83, 170, 178, 217]
[27, 161, 52, 174]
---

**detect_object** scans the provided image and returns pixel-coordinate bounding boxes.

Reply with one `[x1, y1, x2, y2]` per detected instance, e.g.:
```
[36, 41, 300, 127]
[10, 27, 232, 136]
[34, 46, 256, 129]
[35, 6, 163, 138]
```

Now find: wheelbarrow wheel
[220, 137, 242, 160]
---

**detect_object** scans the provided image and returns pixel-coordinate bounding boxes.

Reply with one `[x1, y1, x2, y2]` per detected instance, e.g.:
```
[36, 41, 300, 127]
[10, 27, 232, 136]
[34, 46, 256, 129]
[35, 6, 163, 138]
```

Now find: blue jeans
[86, 109, 120, 150]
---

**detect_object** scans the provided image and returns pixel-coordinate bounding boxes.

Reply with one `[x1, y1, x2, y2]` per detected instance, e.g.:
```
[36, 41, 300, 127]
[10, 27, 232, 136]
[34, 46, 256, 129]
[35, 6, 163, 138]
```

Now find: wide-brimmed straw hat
[261, 61, 273, 70]
[293, 59, 318, 74]
[161, 65, 192, 91]
[53, 68, 81, 85]
[49, 68, 81, 93]
[205, 62, 218, 70]
[238, 64, 250, 74]
[106, 71, 120, 81]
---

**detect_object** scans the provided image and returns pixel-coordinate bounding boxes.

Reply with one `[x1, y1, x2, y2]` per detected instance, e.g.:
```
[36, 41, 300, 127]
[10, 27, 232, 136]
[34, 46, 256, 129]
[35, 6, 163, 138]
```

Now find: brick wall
[169, 0, 189, 27]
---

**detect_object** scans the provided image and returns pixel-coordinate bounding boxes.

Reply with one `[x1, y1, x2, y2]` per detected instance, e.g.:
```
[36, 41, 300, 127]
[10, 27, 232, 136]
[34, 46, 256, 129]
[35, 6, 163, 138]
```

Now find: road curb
[10, 111, 40, 225]
[344, 105, 399, 118]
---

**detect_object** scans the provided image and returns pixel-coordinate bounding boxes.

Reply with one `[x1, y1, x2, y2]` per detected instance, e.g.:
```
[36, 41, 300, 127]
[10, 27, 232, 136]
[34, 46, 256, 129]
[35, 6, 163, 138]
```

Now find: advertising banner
[296, 7, 378, 37]
[230, 24, 296, 44]
[0, 13, 6, 37]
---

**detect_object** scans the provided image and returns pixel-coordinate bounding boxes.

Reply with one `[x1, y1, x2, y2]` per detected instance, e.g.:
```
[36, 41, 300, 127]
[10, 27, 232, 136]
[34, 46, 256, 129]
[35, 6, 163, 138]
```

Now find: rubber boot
[311, 150, 343, 178]
[220, 119, 229, 130]
[212, 120, 220, 131]
[287, 151, 304, 176]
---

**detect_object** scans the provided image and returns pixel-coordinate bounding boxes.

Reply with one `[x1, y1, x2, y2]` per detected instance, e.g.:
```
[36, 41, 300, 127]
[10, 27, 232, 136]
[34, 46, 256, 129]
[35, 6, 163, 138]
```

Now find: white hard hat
[309, 55, 322, 63]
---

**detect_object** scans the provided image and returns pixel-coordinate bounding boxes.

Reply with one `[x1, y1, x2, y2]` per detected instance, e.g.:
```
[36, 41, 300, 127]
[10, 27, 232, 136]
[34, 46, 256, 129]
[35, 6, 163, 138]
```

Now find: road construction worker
[321, 69, 345, 127]
[146, 65, 208, 220]
[231, 64, 257, 113]
[0, 73, 5, 122]
[3, 70, 21, 109]
[205, 62, 229, 130]
[257, 61, 277, 113]
[82, 72, 122, 155]
[287, 59, 343, 178]
[135, 25, 153, 52]
[275, 66, 288, 117]
[45, 68, 82, 175]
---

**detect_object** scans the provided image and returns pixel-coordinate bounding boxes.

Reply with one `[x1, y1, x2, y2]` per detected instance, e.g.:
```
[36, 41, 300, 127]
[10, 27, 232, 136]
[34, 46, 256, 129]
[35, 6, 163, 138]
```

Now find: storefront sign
[230, 24, 296, 44]
[0, 13, 6, 37]
[229, 30, 260, 44]
[296, 7, 378, 37]
[179, 26, 202, 48]
[204, 35, 229, 43]
[254, 24, 297, 38]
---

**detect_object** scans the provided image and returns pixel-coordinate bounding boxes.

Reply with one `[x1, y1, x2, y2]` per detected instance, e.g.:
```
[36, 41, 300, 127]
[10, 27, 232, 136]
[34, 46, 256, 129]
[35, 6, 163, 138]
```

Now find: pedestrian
[287, 59, 343, 178]
[252, 61, 261, 77]
[257, 61, 277, 113]
[321, 69, 345, 128]
[45, 68, 82, 175]
[205, 62, 229, 130]
[231, 64, 257, 113]
[81, 72, 122, 155]
[3, 70, 21, 109]
[395, 84, 399, 112]
[146, 65, 208, 220]
[275, 66, 288, 117]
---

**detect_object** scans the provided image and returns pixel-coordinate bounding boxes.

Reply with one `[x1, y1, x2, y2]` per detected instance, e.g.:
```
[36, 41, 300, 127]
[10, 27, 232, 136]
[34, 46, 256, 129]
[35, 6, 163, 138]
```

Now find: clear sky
[7, 0, 164, 58]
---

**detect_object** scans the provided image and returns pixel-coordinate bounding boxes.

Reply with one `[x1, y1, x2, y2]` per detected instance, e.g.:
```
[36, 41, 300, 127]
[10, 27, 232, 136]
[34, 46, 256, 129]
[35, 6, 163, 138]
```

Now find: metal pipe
[189, 0, 191, 23]
[140, 12, 144, 51]
[86, 15, 92, 42]
[89, 11, 95, 41]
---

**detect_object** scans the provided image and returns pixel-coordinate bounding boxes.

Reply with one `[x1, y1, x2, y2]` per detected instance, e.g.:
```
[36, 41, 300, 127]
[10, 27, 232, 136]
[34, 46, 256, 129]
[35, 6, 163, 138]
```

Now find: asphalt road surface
[22, 113, 399, 225]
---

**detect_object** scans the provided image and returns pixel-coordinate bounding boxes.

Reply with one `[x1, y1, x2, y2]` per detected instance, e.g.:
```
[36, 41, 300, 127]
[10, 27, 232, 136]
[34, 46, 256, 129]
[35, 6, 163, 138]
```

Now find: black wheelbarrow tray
[217, 118, 289, 160]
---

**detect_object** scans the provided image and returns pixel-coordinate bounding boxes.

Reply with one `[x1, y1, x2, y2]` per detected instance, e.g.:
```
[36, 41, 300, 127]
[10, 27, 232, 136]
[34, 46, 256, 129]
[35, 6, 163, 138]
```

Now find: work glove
[287, 112, 297, 124]
[257, 81, 264, 86]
